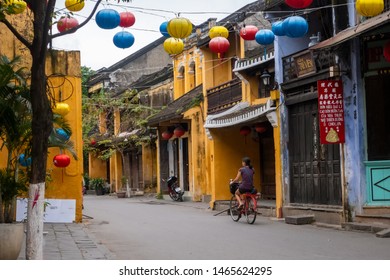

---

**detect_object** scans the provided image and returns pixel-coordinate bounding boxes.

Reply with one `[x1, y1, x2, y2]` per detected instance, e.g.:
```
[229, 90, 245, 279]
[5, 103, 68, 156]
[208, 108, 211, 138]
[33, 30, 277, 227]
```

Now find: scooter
[166, 176, 184, 202]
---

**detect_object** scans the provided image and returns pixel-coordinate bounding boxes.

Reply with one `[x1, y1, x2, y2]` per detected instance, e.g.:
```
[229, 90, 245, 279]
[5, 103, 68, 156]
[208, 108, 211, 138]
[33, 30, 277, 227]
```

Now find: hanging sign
[317, 80, 345, 144]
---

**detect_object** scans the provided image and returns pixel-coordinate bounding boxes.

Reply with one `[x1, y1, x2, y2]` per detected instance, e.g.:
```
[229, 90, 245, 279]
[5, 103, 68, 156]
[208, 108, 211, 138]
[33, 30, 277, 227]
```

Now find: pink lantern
[57, 16, 79, 33]
[174, 126, 185, 138]
[239, 25, 258, 40]
[119, 11, 135, 28]
[285, 0, 313, 9]
[53, 154, 71, 168]
[209, 36, 230, 57]
[162, 130, 173, 140]
[383, 40, 390, 62]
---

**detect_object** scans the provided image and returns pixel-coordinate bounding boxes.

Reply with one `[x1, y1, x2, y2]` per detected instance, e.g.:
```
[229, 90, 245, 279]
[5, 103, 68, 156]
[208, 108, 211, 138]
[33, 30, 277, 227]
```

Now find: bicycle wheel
[229, 196, 241, 222]
[245, 196, 257, 224]
[169, 191, 178, 201]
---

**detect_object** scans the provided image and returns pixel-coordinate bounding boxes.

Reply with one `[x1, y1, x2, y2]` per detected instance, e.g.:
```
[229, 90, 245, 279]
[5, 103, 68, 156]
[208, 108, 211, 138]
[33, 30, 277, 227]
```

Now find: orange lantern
[356, 0, 384, 17]
[167, 17, 193, 39]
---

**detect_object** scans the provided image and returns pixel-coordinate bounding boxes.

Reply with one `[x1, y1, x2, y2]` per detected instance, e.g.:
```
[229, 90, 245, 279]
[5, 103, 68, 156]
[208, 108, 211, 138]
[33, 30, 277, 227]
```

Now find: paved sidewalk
[18, 222, 114, 260]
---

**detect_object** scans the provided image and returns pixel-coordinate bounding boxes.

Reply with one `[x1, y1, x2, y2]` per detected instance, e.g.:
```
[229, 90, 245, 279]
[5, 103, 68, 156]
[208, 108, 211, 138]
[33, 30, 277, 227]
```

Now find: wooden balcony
[206, 79, 242, 114]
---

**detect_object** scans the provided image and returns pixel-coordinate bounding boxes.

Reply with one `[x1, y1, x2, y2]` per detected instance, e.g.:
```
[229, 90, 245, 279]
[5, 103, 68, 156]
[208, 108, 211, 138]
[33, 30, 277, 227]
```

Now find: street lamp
[260, 69, 271, 86]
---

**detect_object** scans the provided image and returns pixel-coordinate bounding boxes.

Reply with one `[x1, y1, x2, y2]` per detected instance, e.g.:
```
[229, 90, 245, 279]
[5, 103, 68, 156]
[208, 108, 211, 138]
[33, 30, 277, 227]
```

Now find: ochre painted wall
[88, 154, 107, 180]
[142, 145, 157, 188]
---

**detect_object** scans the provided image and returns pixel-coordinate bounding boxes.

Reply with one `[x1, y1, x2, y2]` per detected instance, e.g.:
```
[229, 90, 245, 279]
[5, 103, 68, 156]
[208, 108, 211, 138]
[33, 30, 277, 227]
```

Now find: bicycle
[229, 182, 259, 224]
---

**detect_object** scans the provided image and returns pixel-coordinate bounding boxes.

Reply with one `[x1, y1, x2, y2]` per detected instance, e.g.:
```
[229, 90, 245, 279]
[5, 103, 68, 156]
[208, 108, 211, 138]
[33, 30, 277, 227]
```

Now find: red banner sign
[317, 80, 345, 144]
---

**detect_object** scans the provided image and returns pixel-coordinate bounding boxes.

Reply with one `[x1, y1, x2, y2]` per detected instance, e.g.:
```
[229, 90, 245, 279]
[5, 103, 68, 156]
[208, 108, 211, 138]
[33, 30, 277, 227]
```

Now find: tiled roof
[148, 85, 203, 126]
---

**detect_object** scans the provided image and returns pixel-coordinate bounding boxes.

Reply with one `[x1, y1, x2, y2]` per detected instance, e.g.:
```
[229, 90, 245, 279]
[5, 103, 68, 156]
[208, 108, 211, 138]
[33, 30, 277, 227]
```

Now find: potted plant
[90, 178, 105, 196]
[0, 56, 31, 259]
[116, 176, 127, 198]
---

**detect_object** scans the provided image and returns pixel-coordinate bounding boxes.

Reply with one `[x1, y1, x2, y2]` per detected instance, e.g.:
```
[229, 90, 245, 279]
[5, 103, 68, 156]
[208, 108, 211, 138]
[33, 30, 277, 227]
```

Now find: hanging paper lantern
[255, 123, 267, 133]
[167, 17, 193, 39]
[161, 130, 173, 140]
[56, 128, 70, 141]
[163, 38, 184, 55]
[159, 21, 170, 37]
[272, 21, 286, 36]
[356, 0, 384, 17]
[209, 26, 229, 39]
[4, 0, 27, 14]
[255, 29, 275, 45]
[53, 102, 70, 116]
[65, 0, 84, 12]
[285, 0, 313, 9]
[119, 11, 135, 28]
[239, 25, 258, 40]
[209, 37, 230, 57]
[383, 40, 390, 62]
[282, 16, 308, 38]
[240, 126, 251, 136]
[96, 9, 120, 30]
[57, 16, 79, 33]
[90, 139, 97, 145]
[53, 154, 71, 168]
[113, 31, 135, 49]
[174, 126, 185, 138]
[19, 154, 31, 167]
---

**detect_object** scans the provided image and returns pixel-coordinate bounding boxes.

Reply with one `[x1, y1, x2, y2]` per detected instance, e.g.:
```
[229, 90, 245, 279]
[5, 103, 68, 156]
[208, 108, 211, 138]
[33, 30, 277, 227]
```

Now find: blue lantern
[159, 21, 170, 37]
[19, 154, 32, 167]
[96, 9, 120, 29]
[255, 29, 275, 45]
[272, 21, 285, 36]
[56, 128, 70, 141]
[113, 31, 135, 49]
[282, 16, 308, 38]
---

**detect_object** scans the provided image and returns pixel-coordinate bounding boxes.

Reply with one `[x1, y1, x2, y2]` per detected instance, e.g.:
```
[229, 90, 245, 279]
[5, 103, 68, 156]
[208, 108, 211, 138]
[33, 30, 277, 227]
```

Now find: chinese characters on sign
[317, 80, 345, 144]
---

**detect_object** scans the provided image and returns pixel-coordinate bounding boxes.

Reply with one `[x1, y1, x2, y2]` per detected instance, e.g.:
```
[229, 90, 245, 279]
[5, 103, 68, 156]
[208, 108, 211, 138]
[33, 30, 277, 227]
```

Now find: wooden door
[289, 99, 342, 205]
[259, 125, 276, 199]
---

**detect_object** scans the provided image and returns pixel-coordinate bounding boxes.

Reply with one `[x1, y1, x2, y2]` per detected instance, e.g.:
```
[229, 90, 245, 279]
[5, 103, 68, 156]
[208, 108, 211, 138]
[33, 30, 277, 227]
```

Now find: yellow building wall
[208, 127, 261, 206]
[142, 145, 157, 189]
[88, 153, 107, 180]
[44, 50, 84, 223]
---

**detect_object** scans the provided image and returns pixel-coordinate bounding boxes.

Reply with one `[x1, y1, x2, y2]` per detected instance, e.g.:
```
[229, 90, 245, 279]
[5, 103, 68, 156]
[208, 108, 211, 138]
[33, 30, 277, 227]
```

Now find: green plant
[90, 178, 105, 191]
[83, 173, 90, 190]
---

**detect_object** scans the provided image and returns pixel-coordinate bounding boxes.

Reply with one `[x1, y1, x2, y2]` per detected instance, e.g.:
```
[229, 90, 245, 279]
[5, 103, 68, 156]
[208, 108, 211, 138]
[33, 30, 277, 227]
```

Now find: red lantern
[383, 41, 390, 62]
[119, 11, 135, 28]
[240, 25, 258, 40]
[174, 126, 185, 138]
[285, 0, 313, 9]
[57, 16, 79, 33]
[90, 139, 96, 145]
[162, 130, 173, 140]
[209, 37, 230, 57]
[255, 123, 267, 133]
[53, 154, 71, 168]
[239, 126, 251, 136]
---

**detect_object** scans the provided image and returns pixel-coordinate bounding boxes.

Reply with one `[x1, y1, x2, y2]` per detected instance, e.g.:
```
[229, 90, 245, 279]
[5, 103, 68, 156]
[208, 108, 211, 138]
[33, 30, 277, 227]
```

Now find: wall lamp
[260, 70, 271, 86]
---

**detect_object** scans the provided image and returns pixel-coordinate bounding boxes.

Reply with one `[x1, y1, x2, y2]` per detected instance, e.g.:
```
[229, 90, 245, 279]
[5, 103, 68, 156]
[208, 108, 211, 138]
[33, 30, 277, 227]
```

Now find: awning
[148, 85, 203, 126]
[204, 100, 277, 129]
[310, 10, 390, 50]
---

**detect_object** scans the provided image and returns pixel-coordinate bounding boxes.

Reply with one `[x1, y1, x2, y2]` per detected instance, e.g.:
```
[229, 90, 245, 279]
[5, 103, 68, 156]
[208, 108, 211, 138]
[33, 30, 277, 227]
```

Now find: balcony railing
[207, 78, 242, 114]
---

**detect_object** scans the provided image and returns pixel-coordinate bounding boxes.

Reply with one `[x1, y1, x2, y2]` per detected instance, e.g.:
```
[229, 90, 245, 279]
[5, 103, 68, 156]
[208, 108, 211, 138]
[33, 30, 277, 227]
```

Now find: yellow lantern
[65, 0, 85, 12]
[4, 0, 27, 14]
[53, 102, 70, 116]
[163, 38, 184, 55]
[356, 0, 384, 17]
[209, 26, 229, 39]
[167, 17, 193, 39]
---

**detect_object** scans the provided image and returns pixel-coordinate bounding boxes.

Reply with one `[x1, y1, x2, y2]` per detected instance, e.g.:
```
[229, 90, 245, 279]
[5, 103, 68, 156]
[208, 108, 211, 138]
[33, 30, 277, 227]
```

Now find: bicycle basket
[230, 182, 239, 194]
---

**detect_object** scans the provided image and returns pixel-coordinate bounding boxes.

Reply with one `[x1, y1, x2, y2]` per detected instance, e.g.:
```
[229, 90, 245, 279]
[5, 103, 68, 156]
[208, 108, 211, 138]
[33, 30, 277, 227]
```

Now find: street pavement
[17, 194, 390, 260]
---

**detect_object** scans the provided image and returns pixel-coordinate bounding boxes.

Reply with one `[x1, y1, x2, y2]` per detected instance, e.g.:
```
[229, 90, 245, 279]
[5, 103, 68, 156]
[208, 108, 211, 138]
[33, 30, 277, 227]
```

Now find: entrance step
[355, 213, 390, 226]
[283, 205, 343, 225]
[342, 222, 390, 236]
[362, 206, 390, 215]
[285, 215, 314, 225]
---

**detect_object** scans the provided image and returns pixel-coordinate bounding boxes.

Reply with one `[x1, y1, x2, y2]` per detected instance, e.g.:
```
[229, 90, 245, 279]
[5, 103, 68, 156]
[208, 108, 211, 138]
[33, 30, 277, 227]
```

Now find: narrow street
[83, 195, 390, 260]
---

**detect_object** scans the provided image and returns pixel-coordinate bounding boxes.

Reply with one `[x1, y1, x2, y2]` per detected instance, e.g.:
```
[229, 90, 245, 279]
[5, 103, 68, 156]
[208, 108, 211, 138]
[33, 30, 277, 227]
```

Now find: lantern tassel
[264, 47, 267, 60]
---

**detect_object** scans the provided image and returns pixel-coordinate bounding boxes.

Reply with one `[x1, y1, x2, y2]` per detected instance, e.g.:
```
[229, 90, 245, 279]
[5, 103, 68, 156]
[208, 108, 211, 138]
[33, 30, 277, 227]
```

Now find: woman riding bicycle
[231, 157, 255, 210]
